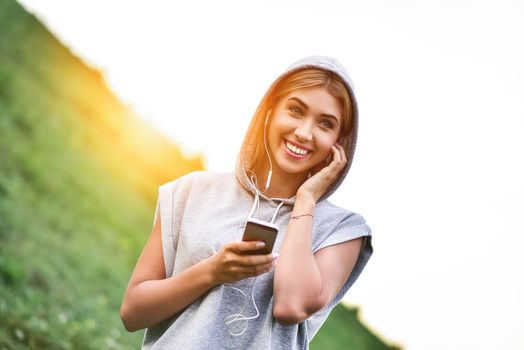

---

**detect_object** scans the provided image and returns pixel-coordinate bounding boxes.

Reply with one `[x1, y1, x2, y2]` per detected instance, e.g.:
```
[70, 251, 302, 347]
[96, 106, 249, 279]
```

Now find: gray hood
[235, 55, 359, 205]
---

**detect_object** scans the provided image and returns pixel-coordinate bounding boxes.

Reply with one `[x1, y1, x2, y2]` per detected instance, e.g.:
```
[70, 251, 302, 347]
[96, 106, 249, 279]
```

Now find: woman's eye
[320, 120, 334, 129]
[289, 106, 302, 115]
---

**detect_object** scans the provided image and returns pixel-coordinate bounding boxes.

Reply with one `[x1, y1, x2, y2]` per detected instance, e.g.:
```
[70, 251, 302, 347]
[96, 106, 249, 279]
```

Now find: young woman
[120, 55, 373, 349]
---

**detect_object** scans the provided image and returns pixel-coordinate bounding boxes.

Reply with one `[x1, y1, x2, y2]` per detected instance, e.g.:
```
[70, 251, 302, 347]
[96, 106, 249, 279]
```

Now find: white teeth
[285, 141, 308, 156]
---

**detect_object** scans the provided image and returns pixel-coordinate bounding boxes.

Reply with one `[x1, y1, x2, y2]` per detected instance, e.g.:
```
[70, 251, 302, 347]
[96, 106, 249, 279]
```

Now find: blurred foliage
[0, 0, 400, 349]
[311, 305, 401, 350]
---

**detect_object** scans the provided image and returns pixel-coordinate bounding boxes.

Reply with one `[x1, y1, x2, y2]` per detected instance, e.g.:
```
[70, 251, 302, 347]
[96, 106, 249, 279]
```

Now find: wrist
[204, 255, 221, 287]
[295, 192, 316, 208]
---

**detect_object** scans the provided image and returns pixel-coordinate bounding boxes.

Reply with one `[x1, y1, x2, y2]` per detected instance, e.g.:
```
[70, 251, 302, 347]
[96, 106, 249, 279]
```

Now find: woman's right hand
[208, 241, 277, 285]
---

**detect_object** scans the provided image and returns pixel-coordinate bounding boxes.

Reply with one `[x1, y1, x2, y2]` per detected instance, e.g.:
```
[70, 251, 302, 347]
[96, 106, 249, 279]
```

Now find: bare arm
[120, 210, 275, 332]
[119, 209, 216, 332]
[273, 143, 363, 325]
[272, 194, 363, 325]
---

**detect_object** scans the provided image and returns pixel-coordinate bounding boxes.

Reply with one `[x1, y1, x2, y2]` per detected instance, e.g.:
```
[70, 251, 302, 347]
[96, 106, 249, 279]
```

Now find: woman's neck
[254, 162, 308, 199]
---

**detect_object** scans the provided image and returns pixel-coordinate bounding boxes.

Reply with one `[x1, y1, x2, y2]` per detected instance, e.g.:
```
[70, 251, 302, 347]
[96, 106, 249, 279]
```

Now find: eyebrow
[288, 97, 340, 125]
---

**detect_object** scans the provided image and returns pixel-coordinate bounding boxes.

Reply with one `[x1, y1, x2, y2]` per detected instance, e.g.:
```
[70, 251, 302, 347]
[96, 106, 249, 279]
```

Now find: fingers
[214, 243, 279, 284]
[330, 143, 347, 168]
[230, 240, 266, 254]
[241, 259, 275, 277]
[225, 241, 274, 266]
[224, 251, 275, 278]
[335, 143, 347, 164]
[237, 252, 275, 267]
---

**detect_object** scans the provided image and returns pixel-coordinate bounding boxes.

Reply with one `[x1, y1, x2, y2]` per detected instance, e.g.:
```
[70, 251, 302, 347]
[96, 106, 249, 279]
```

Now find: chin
[273, 158, 314, 177]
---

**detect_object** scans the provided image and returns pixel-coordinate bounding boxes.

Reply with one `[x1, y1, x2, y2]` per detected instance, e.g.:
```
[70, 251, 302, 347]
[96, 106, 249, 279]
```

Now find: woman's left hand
[296, 143, 347, 203]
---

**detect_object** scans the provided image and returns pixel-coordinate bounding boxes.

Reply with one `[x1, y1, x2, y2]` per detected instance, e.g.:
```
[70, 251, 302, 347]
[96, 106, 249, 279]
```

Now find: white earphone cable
[263, 112, 273, 192]
[223, 276, 260, 336]
[224, 112, 282, 336]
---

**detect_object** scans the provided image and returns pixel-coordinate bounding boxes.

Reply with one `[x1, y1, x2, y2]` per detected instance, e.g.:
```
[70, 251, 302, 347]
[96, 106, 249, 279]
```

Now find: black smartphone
[241, 218, 279, 255]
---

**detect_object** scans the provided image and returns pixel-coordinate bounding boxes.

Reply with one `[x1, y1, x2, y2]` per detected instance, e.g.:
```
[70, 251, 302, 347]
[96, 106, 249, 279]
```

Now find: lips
[282, 139, 312, 159]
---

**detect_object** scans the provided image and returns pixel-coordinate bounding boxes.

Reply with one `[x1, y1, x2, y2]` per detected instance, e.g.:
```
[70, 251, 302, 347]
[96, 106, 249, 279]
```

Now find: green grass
[310, 305, 401, 350]
[0, 71, 154, 348]
[1, 1, 202, 348]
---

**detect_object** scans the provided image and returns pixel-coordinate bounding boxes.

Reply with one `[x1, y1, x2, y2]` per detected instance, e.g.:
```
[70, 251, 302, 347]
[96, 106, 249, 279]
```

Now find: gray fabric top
[141, 171, 373, 349]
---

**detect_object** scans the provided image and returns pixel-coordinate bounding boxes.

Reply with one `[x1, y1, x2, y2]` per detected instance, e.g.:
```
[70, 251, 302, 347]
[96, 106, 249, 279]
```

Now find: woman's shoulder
[163, 170, 235, 188]
[156, 171, 237, 210]
[312, 200, 373, 254]
[316, 199, 366, 222]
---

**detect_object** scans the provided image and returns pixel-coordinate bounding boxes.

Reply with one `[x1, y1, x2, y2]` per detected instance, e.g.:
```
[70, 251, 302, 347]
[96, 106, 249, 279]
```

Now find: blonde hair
[246, 68, 354, 173]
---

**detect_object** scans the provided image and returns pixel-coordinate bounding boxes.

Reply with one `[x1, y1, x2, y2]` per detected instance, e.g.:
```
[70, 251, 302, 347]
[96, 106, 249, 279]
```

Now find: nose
[294, 120, 313, 143]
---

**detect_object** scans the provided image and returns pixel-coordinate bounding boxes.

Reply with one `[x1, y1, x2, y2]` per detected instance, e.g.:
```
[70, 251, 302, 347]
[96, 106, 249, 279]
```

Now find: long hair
[246, 68, 354, 174]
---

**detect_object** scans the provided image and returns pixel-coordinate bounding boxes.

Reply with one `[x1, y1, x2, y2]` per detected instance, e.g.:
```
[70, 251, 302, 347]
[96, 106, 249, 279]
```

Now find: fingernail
[272, 253, 280, 260]
[256, 242, 265, 248]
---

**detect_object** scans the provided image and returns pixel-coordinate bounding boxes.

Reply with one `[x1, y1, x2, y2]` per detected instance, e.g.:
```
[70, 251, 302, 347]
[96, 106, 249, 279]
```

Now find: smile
[283, 140, 311, 157]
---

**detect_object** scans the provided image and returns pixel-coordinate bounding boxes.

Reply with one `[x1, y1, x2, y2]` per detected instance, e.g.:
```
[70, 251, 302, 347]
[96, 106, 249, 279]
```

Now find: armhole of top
[306, 224, 373, 343]
[322, 232, 373, 310]
[157, 181, 176, 278]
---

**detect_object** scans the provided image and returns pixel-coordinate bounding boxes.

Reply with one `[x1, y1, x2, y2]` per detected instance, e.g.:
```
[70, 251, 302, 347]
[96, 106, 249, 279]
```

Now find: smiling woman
[246, 68, 355, 200]
[119, 55, 373, 350]
[262, 85, 346, 198]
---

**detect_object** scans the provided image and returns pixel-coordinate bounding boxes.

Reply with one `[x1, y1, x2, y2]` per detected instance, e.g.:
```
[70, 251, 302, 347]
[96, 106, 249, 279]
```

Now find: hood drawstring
[246, 171, 285, 224]
[224, 172, 284, 337]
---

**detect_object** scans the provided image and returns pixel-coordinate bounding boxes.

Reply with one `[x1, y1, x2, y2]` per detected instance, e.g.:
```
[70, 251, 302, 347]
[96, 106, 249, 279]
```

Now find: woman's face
[267, 86, 343, 178]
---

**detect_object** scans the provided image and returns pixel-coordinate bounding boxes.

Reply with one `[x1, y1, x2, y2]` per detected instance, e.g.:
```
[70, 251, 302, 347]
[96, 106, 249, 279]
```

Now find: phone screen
[242, 220, 278, 254]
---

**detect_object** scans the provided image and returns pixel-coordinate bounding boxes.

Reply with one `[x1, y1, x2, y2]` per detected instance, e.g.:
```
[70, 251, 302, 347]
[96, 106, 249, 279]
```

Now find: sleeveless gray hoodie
[141, 55, 373, 349]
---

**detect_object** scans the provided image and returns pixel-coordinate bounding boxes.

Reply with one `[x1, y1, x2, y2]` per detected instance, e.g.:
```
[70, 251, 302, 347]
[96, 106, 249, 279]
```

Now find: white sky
[16, 0, 524, 349]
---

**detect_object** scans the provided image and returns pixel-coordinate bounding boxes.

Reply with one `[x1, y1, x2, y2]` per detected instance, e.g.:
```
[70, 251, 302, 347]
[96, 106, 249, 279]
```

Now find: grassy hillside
[0, 0, 400, 348]
[311, 305, 401, 350]
[0, 0, 202, 348]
